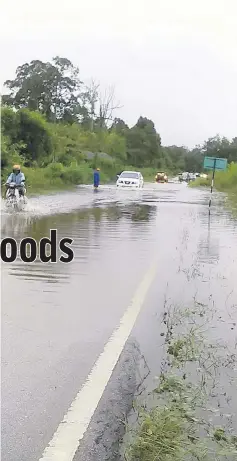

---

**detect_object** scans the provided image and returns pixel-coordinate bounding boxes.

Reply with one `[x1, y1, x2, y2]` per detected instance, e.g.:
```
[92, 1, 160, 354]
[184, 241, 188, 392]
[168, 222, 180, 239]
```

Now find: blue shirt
[6, 172, 25, 185]
[93, 171, 100, 186]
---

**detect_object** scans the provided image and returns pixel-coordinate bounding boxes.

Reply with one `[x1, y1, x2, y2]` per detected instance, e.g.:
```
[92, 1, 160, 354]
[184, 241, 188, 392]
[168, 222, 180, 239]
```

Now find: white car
[189, 173, 196, 181]
[116, 171, 144, 188]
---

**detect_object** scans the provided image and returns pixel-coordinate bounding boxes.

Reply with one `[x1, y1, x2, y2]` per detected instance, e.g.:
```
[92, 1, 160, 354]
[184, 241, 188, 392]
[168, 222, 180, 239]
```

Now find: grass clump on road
[124, 303, 237, 461]
[128, 404, 187, 461]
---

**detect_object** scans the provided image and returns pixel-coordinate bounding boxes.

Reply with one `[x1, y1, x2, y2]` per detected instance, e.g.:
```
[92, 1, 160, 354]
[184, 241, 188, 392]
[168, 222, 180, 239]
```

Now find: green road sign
[203, 156, 227, 171]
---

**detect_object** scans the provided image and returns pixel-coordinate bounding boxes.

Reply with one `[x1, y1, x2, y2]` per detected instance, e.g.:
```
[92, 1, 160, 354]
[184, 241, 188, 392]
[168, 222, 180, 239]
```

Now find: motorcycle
[5, 182, 27, 210]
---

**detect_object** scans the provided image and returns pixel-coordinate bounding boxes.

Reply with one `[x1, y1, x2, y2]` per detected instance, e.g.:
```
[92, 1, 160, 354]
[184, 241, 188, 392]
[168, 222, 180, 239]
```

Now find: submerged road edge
[38, 261, 157, 461]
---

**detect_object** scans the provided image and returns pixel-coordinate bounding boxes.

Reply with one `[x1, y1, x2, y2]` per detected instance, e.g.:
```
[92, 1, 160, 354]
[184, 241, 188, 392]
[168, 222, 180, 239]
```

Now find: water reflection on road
[1, 182, 237, 461]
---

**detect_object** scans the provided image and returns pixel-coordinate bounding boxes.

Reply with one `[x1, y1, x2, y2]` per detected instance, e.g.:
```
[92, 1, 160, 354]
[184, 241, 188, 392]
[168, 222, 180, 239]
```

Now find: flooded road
[1, 183, 237, 461]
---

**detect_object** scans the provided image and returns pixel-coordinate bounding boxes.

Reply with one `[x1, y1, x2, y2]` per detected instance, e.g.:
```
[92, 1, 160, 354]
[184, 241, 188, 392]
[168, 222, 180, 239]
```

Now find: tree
[97, 86, 122, 129]
[1, 106, 20, 143]
[81, 79, 100, 131]
[229, 137, 237, 163]
[1, 107, 53, 166]
[110, 118, 129, 136]
[18, 110, 53, 165]
[1, 134, 25, 175]
[2, 57, 84, 122]
[163, 146, 188, 172]
[201, 135, 237, 164]
[104, 131, 127, 162]
[126, 116, 162, 167]
[50, 123, 88, 165]
[3, 60, 47, 112]
[81, 80, 122, 130]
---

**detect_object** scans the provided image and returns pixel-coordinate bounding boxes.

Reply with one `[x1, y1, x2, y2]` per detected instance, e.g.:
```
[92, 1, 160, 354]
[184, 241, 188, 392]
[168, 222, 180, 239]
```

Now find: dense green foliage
[190, 162, 237, 208]
[1, 56, 237, 191]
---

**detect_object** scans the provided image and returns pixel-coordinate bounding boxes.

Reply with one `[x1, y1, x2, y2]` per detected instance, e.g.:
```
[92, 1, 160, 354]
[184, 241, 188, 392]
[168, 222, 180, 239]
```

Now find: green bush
[189, 177, 210, 187]
[215, 162, 237, 190]
[45, 162, 65, 179]
[61, 162, 92, 184]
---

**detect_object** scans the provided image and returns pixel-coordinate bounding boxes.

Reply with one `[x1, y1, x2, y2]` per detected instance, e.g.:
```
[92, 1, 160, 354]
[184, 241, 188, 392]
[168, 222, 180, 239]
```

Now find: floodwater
[1, 182, 237, 461]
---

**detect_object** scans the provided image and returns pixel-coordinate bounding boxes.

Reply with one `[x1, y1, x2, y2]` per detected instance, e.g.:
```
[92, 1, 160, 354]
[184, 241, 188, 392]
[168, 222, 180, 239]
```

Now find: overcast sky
[1, 0, 237, 147]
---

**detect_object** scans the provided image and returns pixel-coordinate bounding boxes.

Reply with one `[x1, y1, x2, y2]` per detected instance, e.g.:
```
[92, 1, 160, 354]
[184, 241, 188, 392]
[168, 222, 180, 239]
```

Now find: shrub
[60, 162, 92, 185]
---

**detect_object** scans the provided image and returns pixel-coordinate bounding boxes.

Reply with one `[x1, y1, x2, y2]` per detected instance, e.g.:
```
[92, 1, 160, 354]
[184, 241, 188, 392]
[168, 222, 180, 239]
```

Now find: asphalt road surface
[1, 182, 237, 461]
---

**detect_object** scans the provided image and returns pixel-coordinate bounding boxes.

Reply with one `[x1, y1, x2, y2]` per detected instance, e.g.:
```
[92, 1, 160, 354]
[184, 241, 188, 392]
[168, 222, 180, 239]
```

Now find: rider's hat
[13, 164, 20, 170]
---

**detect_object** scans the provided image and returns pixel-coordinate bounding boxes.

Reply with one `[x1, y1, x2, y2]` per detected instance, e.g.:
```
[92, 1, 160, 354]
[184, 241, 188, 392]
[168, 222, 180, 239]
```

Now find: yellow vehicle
[155, 172, 168, 183]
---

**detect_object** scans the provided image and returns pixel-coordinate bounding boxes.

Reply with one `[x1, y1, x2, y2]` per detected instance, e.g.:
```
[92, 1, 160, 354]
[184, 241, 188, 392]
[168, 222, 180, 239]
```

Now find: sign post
[203, 157, 227, 213]
[209, 157, 217, 212]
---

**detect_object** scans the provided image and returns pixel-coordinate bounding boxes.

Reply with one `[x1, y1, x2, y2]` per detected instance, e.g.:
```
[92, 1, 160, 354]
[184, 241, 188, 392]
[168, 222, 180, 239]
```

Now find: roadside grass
[1, 161, 115, 196]
[124, 302, 237, 461]
[1, 162, 164, 197]
[189, 177, 210, 188]
[189, 163, 237, 210]
[139, 167, 158, 182]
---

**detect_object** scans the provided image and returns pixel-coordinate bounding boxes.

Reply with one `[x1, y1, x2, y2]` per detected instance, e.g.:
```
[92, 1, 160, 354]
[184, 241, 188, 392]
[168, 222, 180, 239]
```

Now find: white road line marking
[38, 262, 157, 461]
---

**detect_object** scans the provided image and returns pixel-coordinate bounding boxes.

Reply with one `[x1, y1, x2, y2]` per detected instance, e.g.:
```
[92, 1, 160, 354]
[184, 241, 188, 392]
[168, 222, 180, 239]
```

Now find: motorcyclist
[6, 164, 26, 199]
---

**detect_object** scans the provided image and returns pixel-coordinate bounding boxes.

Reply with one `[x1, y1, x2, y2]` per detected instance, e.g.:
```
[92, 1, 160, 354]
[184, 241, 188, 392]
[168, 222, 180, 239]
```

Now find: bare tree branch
[98, 85, 123, 127]
[82, 80, 123, 130]
[83, 79, 100, 131]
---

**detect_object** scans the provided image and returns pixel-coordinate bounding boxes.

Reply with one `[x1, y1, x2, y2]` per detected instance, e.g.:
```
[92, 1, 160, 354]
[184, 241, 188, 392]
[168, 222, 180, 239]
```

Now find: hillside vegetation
[1, 56, 237, 193]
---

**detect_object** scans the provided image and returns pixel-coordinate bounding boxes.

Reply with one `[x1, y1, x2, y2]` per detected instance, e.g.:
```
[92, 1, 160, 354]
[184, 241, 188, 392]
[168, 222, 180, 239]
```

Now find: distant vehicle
[116, 171, 144, 188]
[189, 173, 196, 181]
[155, 172, 168, 183]
[178, 172, 189, 182]
[178, 172, 196, 182]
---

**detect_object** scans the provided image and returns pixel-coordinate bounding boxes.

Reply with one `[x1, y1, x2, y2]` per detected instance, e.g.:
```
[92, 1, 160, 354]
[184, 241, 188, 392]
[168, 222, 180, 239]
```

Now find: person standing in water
[93, 168, 100, 189]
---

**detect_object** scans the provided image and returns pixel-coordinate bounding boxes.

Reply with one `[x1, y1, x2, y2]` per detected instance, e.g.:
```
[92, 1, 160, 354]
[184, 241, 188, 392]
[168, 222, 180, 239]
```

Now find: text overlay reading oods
[1, 229, 74, 263]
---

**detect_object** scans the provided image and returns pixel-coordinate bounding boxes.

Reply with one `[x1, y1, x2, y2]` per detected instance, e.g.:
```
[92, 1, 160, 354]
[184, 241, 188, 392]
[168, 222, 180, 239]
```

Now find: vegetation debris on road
[123, 301, 237, 461]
